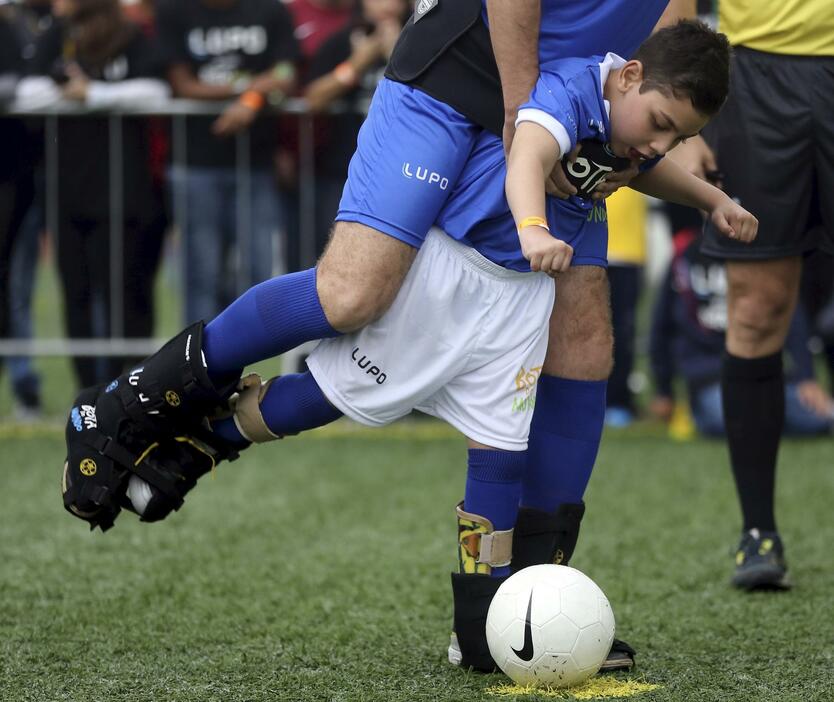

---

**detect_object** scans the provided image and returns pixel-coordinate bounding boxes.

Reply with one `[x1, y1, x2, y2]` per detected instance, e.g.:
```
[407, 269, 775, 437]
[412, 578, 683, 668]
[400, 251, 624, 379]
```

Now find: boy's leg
[450, 443, 525, 672]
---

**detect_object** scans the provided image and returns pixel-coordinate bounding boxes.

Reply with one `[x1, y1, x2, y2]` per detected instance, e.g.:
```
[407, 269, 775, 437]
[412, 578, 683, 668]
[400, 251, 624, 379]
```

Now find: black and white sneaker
[731, 529, 791, 591]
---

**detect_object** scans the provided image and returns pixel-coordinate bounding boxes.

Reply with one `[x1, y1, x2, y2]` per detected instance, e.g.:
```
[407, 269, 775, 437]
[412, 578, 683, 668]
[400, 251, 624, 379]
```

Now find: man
[63, 0, 696, 674]
[671, 0, 834, 590]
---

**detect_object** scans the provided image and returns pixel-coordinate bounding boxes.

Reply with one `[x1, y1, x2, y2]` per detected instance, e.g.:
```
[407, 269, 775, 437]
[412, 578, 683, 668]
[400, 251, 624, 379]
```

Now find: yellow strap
[517, 216, 549, 231]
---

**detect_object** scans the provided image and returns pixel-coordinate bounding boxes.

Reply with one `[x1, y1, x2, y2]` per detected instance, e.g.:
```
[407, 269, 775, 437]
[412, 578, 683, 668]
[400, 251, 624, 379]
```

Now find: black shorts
[701, 47, 834, 260]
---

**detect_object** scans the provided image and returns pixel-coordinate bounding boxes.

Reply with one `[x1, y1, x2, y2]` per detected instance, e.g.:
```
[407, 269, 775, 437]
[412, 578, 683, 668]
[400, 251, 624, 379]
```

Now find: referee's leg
[722, 257, 800, 590]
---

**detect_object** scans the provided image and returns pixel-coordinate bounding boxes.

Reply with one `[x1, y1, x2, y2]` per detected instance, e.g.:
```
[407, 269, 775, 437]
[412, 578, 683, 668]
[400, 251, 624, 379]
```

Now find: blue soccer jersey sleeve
[516, 53, 626, 158]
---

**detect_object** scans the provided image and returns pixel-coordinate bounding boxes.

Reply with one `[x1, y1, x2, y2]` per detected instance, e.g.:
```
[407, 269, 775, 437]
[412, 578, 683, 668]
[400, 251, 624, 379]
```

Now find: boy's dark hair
[633, 19, 731, 116]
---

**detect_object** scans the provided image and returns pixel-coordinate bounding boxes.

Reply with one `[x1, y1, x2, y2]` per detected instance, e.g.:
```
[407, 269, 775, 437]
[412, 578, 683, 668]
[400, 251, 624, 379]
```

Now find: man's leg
[723, 257, 800, 590]
[519, 265, 636, 671]
[522, 266, 611, 512]
[180, 168, 227, 326]
[202, 221, 416, 377]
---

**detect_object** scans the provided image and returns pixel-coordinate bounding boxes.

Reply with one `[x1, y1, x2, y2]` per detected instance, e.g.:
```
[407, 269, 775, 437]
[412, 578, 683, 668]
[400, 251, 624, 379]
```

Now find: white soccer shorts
[306, 228, 555, 451]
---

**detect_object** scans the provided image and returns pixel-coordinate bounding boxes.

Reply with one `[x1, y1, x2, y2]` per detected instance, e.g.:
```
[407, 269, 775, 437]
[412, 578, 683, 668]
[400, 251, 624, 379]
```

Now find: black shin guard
[512, 503, 586, 572]
[450, 572, 505, 672]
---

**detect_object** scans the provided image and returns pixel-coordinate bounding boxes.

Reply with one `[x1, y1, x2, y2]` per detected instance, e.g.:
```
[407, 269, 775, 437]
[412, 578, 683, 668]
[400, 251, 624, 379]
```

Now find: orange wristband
[517, 216, 549, 231]
[333, 61, 358, 87]
[239, 90, 265, 111]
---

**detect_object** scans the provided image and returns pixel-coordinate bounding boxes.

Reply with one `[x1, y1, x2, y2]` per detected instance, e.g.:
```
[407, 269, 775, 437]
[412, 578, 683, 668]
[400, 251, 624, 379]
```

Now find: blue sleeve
[517, 71, 582, 156]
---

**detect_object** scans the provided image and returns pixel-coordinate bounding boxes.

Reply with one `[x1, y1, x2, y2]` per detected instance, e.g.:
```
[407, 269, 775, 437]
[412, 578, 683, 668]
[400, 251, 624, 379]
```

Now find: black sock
[721, 351, 784, 532]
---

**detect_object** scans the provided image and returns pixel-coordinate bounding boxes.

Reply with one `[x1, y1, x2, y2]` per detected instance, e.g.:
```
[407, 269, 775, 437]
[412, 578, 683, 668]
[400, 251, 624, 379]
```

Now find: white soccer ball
[486, 564, 615, 688]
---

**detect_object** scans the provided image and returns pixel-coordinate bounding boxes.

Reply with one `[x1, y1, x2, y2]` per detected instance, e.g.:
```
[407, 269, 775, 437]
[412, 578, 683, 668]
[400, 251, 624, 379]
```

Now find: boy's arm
[506, 122, 573, 274]
[630, 158, 758, 242]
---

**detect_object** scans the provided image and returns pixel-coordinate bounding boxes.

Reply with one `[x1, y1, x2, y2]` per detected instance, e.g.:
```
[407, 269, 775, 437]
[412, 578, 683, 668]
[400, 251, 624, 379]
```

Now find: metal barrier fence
[0, 97, 360, 357]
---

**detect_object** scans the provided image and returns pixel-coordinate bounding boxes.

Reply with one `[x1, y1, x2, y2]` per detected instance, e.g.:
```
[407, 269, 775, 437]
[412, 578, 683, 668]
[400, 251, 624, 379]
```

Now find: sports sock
[211, 371, 342, 443]
[721, 351, 783, 532]
[521, 375, 606, 512]
[464, 448, 525, 578]
[203, 268, 340, 377]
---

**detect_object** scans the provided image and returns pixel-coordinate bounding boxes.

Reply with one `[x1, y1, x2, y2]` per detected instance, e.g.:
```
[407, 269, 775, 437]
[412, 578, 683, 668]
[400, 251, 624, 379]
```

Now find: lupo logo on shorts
[352, 347, 387, 384]
[402, 163, 449, 190]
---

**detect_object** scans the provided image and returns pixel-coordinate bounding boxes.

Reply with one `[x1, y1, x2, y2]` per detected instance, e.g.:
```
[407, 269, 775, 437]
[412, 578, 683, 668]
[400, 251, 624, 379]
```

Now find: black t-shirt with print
[307, 25, 385, 180]
[31, 19, 163, 219]
[156, 0, 298, 169]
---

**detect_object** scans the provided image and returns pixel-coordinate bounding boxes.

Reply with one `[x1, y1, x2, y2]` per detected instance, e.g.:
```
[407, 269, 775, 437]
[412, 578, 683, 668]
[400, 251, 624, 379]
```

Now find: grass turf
[1, 421, 833, 701]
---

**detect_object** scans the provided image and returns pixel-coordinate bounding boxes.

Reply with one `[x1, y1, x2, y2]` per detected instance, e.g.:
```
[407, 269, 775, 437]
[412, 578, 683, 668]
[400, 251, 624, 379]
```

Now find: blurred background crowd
[0, 0, 832, 437]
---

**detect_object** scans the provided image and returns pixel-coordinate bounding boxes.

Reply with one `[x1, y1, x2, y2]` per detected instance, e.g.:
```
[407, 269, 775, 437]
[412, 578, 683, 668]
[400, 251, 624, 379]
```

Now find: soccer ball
[486, 564, 615, 688]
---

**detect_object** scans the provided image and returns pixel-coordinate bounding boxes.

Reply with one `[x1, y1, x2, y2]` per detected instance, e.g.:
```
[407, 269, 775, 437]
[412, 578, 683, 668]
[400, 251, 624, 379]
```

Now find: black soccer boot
[513, 503, 636, 673]
[63, 384, 235, 531]
[103, 321, 241, 442]
[731, 529, 791, 591]
[448, 503, 513, 672]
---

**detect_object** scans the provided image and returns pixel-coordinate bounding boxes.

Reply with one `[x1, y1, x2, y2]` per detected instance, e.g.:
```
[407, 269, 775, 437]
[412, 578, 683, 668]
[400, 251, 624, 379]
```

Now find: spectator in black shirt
[155, 0, 299, 325]
[16, 0, 170, 389]
[4, 0, 57, 420]
[0, 7, 33, 387]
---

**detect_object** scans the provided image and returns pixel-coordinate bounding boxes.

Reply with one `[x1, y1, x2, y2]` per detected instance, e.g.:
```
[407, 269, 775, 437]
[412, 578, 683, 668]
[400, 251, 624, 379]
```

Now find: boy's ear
[617, 59, 644, 92]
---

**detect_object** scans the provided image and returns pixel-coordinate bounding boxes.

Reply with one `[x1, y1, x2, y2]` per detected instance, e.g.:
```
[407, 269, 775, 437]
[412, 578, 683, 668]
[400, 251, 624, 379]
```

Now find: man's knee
[726, 258, 801, 356]
[317, 221, 417, 332]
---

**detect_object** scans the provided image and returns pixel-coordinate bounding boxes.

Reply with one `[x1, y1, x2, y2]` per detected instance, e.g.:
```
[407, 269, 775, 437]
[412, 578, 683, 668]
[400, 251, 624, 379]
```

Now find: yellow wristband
[517, 216, 549, 231]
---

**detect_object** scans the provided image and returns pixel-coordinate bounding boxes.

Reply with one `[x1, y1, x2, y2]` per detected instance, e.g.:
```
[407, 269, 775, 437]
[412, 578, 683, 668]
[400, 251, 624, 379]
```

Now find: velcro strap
[456, 502, 514, 568]
[477, 528, 514, 568]
[231, 373, 282, 443]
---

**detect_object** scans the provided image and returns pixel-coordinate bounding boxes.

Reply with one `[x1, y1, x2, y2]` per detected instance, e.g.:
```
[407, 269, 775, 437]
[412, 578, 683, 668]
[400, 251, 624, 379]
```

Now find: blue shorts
[336, 78, 480, 248]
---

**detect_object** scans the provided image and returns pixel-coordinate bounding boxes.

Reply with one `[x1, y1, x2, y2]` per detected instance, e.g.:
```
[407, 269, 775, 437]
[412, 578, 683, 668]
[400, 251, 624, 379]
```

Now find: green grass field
[1, 419, 832, 702]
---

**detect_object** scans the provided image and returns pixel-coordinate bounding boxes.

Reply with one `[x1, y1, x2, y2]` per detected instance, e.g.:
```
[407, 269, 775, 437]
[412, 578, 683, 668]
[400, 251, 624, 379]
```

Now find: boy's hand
[590, 159, 640, 200]
[710, 196, 758, 243]
[519, 225, 573, 275]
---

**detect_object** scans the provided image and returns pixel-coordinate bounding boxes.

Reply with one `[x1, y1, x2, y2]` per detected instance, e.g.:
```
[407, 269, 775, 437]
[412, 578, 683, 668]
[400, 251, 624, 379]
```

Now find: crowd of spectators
[0, 0, 408, 409]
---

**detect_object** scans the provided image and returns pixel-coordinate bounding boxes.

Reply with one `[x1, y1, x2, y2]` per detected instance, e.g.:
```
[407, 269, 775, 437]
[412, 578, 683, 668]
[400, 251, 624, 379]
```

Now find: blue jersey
[482, 0, 668, 64]
[437, 55, 622, 271]
[338, 2, 667, 250]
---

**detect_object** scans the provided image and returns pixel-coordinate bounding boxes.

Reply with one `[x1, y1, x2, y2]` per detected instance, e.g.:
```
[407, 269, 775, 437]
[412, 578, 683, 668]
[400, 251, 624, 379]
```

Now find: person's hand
[649, 395, 675, 422]
[544, 144, 580, 199]
[590, 159, 640, 201]
[666, 134, 719, 183]
[710, 195, 758, 243]
[375, 19, 402, 59]
[519, 225, 573, 276]
[212, 101, 258, 136]
[350, 30, 384, 69]
[796, 380, 834, 420]
[61, 63, 89, 102]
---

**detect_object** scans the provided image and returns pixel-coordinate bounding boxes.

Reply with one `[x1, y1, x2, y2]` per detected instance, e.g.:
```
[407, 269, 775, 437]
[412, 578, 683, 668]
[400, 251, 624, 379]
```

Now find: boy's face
[607, 60, 710, 161]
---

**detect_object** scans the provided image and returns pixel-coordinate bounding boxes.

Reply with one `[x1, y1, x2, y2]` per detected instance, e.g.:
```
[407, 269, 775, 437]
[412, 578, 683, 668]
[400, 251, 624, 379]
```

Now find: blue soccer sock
[464, 448, 525, 578]
[211, 371, 342, 443]
[203, 268, 340, 378]
[521, 375, 606, 513]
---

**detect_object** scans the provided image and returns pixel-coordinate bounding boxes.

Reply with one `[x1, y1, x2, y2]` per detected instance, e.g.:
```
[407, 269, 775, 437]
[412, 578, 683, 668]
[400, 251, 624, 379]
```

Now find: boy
[63, 20, 754, 672]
